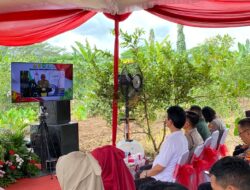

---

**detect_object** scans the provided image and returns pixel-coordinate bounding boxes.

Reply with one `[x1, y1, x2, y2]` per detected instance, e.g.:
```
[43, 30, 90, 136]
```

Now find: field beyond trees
[78, 115, 243, 156]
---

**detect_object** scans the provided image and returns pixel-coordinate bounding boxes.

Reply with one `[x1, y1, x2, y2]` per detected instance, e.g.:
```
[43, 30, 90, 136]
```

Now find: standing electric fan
[117, 64, 144, 156]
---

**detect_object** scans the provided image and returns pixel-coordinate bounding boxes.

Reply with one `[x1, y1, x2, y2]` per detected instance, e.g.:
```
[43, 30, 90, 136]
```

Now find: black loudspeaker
[57, 122, 79, 155]
[246, 110, 250, 117]
[43, 100, 71, 125]
[30, 122, 79, 161]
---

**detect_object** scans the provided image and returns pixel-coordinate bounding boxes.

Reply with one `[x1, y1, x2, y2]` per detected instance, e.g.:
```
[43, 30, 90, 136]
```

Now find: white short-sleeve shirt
[152, 130, 188, 182]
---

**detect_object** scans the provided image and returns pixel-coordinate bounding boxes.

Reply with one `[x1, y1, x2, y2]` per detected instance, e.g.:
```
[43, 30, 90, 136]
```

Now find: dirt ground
[77, 117, 242, 156]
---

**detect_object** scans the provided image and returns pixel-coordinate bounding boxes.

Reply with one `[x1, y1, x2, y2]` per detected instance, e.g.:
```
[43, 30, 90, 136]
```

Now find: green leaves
[176, 24, 186, 53]
[72, 40, 114, 122]
[188, 35, 250, 117]
[0, 27, 249, 153]
[234, 117, 241, 136]
[0, 108, 36, 132]
[0, 129, 40, 187]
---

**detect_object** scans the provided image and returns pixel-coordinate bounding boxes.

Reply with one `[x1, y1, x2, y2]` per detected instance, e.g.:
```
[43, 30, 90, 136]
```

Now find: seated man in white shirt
[135, 105, 188, 190]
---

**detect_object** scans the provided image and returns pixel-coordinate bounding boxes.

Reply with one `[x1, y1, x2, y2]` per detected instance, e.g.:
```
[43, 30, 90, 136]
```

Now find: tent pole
[112, 18, 119, 146]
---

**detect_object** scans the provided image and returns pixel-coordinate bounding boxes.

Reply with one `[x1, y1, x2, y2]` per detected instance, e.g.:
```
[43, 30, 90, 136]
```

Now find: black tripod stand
[38, 102, 57, 179]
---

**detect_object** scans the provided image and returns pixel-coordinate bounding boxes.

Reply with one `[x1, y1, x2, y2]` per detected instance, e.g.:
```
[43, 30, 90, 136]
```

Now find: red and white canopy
[1, 0, 250, 46]
[1, 0, 250, 145]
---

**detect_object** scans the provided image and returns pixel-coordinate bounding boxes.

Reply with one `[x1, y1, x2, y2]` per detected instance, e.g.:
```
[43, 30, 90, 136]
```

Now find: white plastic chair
[117, 139, 144, 157]
[203, 136, 212, 148]
[173, 150, 190, 182]
[218, 128, 229, 146]
[203, 171, 211, 183]
[190, 144, 204, 163]
[210, 130, 219, 149]
[217, 128, 229, 158]
[178, 150, 190, 165]
[190, 144, 211, 186]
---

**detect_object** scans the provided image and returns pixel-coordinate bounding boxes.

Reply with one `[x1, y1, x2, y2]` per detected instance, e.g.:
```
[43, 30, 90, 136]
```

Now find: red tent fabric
[1, 1, 250, 45]
[147, 1, 250, 28]
[0, 9, 96, 46]
[1, 0, 250, 146]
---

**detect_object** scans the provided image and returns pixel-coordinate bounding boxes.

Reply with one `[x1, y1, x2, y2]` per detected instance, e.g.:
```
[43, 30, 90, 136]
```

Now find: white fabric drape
[56, 151, 104, 190]
[0, 0, 201, 14]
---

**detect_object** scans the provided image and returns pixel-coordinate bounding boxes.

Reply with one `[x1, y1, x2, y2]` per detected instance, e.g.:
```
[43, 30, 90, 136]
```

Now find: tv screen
[11, 62, 73, 103]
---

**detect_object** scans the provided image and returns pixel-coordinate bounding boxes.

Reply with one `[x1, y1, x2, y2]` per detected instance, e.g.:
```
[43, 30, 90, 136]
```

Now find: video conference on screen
[12, 62, 73, 103]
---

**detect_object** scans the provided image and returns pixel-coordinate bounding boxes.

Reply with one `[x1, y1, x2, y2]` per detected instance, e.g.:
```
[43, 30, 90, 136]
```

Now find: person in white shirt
[135, 105, 188, 190]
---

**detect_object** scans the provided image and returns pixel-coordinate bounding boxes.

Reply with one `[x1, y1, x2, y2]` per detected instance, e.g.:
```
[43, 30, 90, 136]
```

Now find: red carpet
[5, 175, 61, 190]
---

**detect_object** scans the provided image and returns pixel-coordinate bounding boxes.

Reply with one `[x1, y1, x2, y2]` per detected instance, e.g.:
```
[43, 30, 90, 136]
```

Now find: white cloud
[47, 31, 84, 51]
[120, 10, 176, 32]
[50, 32, 114, 52]
[184, 26, 250, 49]
[48, 11, 250, 52]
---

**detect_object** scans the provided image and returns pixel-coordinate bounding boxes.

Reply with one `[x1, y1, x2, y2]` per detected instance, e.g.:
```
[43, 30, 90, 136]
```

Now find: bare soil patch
[77, 117, 241, 155]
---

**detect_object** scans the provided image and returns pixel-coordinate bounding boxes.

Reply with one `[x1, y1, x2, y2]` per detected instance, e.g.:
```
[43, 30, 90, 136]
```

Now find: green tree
[72, 41, 114, 122]
[235, 40, 250, 98]
[188, 35, 249, 117]
[1, 30, 249, 153]
[73, 28, 212, 152]
[120, 29, 211, 152]
[176, 24, 186, 52]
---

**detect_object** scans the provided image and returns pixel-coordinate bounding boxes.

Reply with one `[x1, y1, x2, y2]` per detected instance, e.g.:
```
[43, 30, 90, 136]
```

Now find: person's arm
[140, 138, 172, 179]
[140, 164, 165, 178]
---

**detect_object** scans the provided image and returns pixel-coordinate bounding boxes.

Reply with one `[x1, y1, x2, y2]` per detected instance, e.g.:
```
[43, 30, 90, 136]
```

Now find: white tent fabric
[0, 0, 199, 14]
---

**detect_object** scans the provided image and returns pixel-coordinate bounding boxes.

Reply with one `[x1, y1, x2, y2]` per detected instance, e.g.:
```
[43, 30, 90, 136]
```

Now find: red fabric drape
[104, 13, 130, 146]
[104, 13, 131, 22]
[192, 155, 210, 186]
[174, 164, 196, 190]
[0, 9, 96, 46]
[147, 1, 250, 28]
[202, 147, 219, 168]
[0, 2, 250, 44]
[218, 144, 229, 157]
[91, 145, 136, 190]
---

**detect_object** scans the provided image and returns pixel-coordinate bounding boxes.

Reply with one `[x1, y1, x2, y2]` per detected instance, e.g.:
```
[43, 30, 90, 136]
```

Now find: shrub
[0, 129, 40, 187]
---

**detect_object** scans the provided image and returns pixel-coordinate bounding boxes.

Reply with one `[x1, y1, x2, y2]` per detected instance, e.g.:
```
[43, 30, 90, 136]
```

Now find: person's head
[184, 111, 199, 130]
[202, 106, 216, 122]
[41, 74, 46, 80]
[166, 106, 186, 130]
[245, 110, 250, 117]
[190, 105, 203, 118]
[210, 156, 250, 190]
[237, 117, 250, 146]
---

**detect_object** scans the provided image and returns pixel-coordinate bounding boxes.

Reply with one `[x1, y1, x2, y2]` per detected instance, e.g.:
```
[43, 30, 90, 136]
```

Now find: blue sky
[48, 10, 250, 52]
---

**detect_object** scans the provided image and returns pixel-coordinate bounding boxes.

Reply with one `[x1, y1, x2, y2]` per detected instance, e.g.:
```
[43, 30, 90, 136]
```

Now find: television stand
[37, 102, 58, 178]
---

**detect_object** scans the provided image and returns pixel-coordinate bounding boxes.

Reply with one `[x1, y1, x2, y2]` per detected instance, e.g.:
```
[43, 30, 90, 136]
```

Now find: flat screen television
[11, 62, 73, 103]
